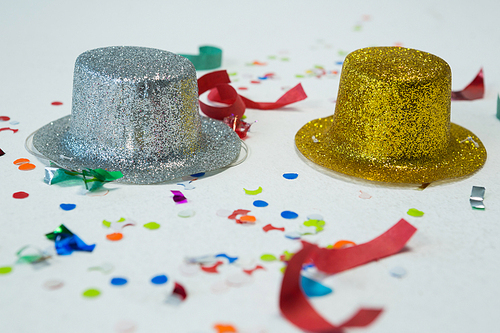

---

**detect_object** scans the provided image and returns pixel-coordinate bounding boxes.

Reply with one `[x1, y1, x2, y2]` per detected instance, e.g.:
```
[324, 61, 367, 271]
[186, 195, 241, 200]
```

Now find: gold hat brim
[295, 116, 487, 184]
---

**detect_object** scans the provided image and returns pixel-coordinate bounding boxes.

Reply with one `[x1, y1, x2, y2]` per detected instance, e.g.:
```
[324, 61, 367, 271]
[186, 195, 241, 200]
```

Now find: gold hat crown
[295, 47, 486, 184]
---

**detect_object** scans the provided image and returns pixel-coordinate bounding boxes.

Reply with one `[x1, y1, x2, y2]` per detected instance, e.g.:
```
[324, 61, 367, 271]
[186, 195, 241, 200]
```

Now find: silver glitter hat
[29, 46, 242, 184]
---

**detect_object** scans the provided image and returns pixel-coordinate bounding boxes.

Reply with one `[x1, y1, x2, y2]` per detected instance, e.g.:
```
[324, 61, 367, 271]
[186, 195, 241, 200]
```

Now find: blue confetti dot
[283, 173, 298, 180]
[281, 210, 298, 219]
[253, 200, 269, 207]
[110, 277, 128, 286]
[60, 203, 76, 211]
[151, 274, 168, 285]
[190, 172, 205, 177]
[215, 253, 238, 263]
[335, 61, 343, 65]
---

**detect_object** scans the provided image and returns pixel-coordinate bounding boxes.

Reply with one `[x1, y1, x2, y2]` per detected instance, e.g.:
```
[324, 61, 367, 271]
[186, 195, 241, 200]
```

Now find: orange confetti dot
[239, 215, 256, 223]
[332, 240, 356, 249]
[214, 324, 237, 333]
[106, 233, 123, 241]
[18, 163, 36, 171]
[13, 158, 30, 165]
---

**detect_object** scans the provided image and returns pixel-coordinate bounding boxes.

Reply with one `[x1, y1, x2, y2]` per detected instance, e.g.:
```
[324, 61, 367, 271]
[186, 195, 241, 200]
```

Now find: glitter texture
[295, 47, 487, 184]
[32, 46, 241, 184]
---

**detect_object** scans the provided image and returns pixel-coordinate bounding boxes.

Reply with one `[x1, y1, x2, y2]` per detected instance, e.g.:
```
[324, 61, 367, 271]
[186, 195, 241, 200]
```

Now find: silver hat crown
[31, 46, 241, 184]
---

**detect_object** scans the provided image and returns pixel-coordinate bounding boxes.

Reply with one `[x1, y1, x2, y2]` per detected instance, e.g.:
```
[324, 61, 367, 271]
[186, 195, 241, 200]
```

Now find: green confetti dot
[241, 115, 247, 120]
[280, 57, 290, 61]
[82, 288, 100, 298]
[143, 222, 160, 230]
[295, 74, 305, 78]
[407, 208, 424, 217]
[117, 217, 126, 222]
[228, 72, 238, 76]
[102, 220, 111, 228]
[260, 254, 277, 262]
[353, 24, 362, 31]
[244, 186, 262, 195]
[268, 55, 277, 60]
[0, 266, 12, 274]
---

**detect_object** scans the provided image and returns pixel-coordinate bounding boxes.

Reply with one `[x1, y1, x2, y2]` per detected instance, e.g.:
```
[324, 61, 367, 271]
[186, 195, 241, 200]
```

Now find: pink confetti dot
[13, 191, 29, 199]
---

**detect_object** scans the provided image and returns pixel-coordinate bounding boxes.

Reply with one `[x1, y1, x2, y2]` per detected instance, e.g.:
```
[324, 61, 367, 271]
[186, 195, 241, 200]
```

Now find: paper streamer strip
[280, 219, 417, 332]
[179, 46, 222, 70]
[198, 70, 307, 120]
[451, 68, 484, 101]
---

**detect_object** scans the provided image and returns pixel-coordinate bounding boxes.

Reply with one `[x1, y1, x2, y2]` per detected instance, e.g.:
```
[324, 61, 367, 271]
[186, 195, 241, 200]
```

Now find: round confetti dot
[82, 288, 101, 298]
[307, 213, 324, 220]
[407, 208, 424, 217]
[60, 203, 76, 211]
[253, 200, 268, 207]
[283, 173, 298, 180]
[115, 320, 137, 333]
[13, 158, 30, 165]
[51, 101, 63, 105]
[226, 272, 253, 287]
[389, 266, 407, 278]
[239, 215, 256, 223]
[151, 274, 168, 285]
[178, 209, 195, 218]
[285, 231, 301, 240]
[10, 120, 19, 125]
[216, 209, 232, 217]
[211, 280, 230, 294]
[179, 263, 199, 276]
[106, 233, 123, 241]
[260, 254, 277, 262]
[0, 116, 10, 121]
[43, 279, 64, 290]
[143, 222, 160, 230]
[13, 191, 29, 199]
[18, 163, 36, 171]
[0, 266, 13, 274]
[281, 211, 298, 219]
[110, 277, 128, 286]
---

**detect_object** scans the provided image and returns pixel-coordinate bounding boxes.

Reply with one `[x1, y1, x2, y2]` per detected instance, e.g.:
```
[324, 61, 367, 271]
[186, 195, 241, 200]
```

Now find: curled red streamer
[197, 70, 307, 120]
[451, 68, 484, 101]
[279, 219, 417, 332]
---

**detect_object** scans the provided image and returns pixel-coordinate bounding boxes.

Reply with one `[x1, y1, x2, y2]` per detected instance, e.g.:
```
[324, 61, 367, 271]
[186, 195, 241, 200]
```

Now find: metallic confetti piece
[179, 45, 222, 70]
[301, 275, 333, 297]
[143, 222, 160, 230]
[389, 266, 407, 278]
[253, 200, 268, 207]
[0, 148, 5, 156]
[45, 224, 95, 255]
[243, 186, 262, 195]
[151, 274, 168, 285]
[16, 245, 51, 265]
[281, 211, 298, 219]
[222, 115, 253, 139]
[171, 282, 187, 301]
[110, 277, 128, 286]
[260, 254, 277, 262]
[407, 208, 424, 217]
[177, 180, 195, 190]
[82, 288, 101, 298]
[470, 186, 486, 210]
[215, 254, 238, 264]
[178, 209, 195, 218]
[43, 279, 64, 290]
[171, 190, 187, 204]
[263, 224, 285, 232]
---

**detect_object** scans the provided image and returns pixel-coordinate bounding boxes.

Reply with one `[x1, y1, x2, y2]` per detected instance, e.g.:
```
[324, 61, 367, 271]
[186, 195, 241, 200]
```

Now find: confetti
[18, 163, 35, 171]
[238, 87, 248, 90]
[0, 116, 10, 121]
[389, 266, 407, 278]
[0, 266, 13, 274]
[170, 282, 188, 301]
[16, 245, 50, 265]
[143, 222, 160, 230]
[263, 224, 285, 232]
[407, 208, 424, 217]
[329, 240, 356, 249]
[253, 200, 268, 207]
[88, 263, 114, 274]
[243, 265, 265, 275]
[190, 172, 205, 177]
[260, 254, 277, 262]
[303, 219, 325, 233]
[82, 288, 101, 298]
[151, 274, 168, 285]
[306, 213, 323, 220]
[211, 280, 230, 294]
[13, 191, 29, 199]
[285, 231, 302, 240]
[110, 277, 128, 286]
[201, 261, 223, 273]
[0, 127, 18, 133]
[226, 271, 253, 287]
[51, 101, 63, 105]
[215, 253, 238, 263]
[171, 190, 187, 204]
[222, 115, 253, 139]
[358, 191, 372, 199]
[214, 324, 237, 333]
[179, 263, 199, 276]
[106, 233, 123, 241]
[301, 275, 333, 297]
[43, 279, 64, 290]
[46, 224, 96, 255]
[281, 211, 298, 219]
[177, 180, 196, 190]
[115, 320, 137, 333]
[13, 158, 30, 165]
[60, 203, 76, 211]
[283, 173, 298, 180]
[418, 183, 431, 190]
[470, 186, 486, 210]
[228, 209, 251, 220]
[238, 215, 256, 223]
[178, 209, 195, 218]
[243, 186, 262, 195]
[0, 148, 4, 156]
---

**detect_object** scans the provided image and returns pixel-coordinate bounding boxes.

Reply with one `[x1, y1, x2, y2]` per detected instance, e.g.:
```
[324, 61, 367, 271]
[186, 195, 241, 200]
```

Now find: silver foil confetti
[470, 186, 485, 210]
[31, 46, 241, 184]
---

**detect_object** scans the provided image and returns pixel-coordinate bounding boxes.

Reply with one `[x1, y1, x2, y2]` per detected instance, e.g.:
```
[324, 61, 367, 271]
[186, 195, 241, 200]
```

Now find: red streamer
[451, 68, 484, 101]
[197, 70, 307, 120]
[280, 219, 417, 332]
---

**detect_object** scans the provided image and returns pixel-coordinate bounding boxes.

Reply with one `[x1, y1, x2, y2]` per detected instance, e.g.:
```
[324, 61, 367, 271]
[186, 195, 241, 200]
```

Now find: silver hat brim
[30, 115, 242, 184]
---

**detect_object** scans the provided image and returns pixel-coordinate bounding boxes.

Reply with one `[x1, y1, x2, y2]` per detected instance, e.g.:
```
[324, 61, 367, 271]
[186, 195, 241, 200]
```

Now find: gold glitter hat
[27, 46, 242, 184]
[295, 47, 486, 184]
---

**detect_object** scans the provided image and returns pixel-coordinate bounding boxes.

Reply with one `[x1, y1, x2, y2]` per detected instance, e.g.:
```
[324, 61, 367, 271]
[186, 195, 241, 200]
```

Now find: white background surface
[1, 1, 500, 332]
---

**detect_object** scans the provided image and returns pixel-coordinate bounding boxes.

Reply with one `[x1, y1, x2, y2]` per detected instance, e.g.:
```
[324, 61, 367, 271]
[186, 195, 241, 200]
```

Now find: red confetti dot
[13, 191, 29, 199]
[237, 87, 248, 90]
[51, 101, 63, 106]
[250, 80, 261, 84]
[0, 116, 10, 121]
